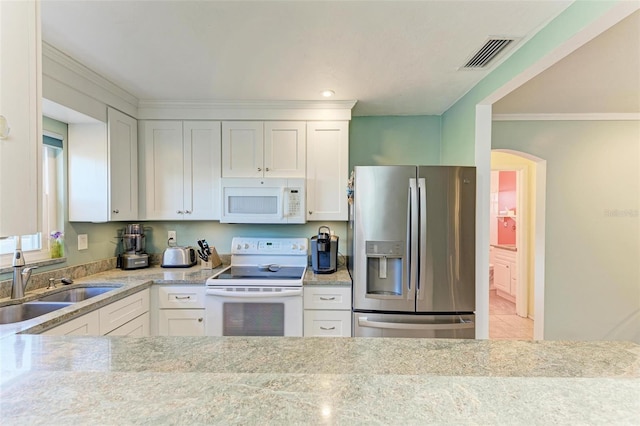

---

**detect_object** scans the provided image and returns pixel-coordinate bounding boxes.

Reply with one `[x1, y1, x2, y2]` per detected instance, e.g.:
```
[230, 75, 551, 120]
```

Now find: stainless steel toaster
[161, 246, 196, 268]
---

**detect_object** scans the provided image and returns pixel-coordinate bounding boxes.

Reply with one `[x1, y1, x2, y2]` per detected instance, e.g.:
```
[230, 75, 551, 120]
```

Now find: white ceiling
[40, 0, 574, 116]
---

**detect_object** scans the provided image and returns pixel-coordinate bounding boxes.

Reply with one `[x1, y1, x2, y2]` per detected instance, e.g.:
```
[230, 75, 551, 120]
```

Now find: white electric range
[205, 237, 308, 336]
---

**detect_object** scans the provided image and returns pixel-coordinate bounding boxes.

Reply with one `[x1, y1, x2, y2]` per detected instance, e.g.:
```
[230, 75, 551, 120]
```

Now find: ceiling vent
[461, 37, 517, 69]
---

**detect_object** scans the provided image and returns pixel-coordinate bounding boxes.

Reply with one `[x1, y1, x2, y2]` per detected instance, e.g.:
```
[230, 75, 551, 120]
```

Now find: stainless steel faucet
[11, 241, 38, 299]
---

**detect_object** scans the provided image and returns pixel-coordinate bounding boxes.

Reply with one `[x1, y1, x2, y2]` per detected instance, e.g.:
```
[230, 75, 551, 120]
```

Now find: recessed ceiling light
[320, 89, 335, 98]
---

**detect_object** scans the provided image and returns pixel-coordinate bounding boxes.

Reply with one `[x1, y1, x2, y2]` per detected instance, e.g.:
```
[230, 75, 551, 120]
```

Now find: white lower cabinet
[106, 312, 150, 337]
[43, 289, 150, 337]
[303, 286, 352, 337]
[154, 285, 205, 336]
[493, 248, 517, 301]
[43, 310, 100, 336]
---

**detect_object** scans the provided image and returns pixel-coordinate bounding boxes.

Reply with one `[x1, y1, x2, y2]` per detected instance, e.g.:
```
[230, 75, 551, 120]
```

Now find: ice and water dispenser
[365, 241, 404, 296]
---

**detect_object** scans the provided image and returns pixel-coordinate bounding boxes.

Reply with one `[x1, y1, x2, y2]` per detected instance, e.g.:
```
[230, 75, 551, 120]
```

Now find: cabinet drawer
[303, 286, 351, 310]
[99, 289, 149, 335]
[43, 310, 100, 336]
[106, 312, 149, 337]
[494, 249, 516, 263]
[304, 310, 351, 337]
[157, 286, 205, 309]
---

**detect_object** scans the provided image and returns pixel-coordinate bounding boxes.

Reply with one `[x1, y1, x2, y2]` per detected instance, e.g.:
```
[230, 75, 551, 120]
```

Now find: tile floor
[489, 289, 534, 340]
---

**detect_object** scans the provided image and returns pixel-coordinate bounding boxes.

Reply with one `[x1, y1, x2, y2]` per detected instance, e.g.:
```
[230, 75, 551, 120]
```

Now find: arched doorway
[488, 150, 546, 340]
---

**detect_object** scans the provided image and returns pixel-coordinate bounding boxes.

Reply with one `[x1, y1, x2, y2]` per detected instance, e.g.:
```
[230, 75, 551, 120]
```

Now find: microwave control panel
[286, 188, 302, 217]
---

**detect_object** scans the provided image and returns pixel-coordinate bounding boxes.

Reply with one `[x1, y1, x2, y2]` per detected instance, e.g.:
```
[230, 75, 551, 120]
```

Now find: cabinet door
[183, 121, 222, 220]
[221, 121, 263, 177]
[43, 310, 100, 336]
[306, 121, 349, 221]
[158, 309, 205, 336]
[108, 107, 138, 221]
[494, 262, 511, 294]
[140, 121, 184, 220]
[68, 123, 109, 222]
[99, 289, 150, 335]
[0, 0, 40, 235]
[106, 312, 149, 337]
[264, 121, 306, 178]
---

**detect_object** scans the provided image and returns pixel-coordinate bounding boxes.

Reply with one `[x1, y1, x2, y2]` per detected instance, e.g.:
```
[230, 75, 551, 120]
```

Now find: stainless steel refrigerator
[348, 166, 476, 338]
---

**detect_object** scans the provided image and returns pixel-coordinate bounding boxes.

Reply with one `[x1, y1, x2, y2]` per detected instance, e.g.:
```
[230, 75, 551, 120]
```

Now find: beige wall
[492, 120, 639, 342]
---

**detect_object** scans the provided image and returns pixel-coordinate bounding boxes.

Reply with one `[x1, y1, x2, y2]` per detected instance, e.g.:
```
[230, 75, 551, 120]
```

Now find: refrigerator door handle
[417, 178, 427, 295]
[408, 178, 418, 300]
[358, 316, 475, 330]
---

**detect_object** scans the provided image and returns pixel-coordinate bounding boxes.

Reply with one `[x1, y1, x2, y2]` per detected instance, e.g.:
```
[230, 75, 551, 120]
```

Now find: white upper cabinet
[306, 121, 349, 221]
[108, 108, 138, 220]
[140, 120, 221, 220]
[69, 107, 138, 222]
[222, 121, 305, 178]
[0, 0, 40, 236]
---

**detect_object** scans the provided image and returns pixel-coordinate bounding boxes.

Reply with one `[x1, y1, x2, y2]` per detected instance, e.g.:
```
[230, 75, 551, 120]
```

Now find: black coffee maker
[311, 226, 338, 274]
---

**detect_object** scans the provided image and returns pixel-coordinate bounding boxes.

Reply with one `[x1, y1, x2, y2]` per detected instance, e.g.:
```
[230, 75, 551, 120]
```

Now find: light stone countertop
[0, 336, 638, 424]
[0, 264, 351, 337]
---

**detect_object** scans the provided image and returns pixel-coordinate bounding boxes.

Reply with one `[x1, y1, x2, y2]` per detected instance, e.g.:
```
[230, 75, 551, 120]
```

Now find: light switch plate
[78, 234, 88, 250]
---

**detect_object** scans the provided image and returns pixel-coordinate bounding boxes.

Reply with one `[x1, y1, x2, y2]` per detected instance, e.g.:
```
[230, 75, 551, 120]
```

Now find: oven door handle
[206, 288, 303, 298]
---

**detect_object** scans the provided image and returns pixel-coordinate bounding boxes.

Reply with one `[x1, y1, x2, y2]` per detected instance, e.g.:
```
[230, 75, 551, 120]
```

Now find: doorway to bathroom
[489, 151, 535, 340]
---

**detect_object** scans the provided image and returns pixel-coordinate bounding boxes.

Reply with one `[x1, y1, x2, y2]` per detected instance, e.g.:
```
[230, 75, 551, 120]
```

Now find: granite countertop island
[1, 265, 639, 424]
[0, 336, 638, 424]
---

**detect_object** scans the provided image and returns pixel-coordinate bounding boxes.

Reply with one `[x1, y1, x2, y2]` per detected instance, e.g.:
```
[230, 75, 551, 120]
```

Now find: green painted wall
[493, 120, 640, 342]
[349, 115, 441, 168]
[441, 0, 619, 163]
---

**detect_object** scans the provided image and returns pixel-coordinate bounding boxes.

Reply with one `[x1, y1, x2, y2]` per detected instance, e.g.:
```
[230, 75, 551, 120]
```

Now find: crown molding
[493, 113, 640, 121]
[137, 99, 358, 121]
[42, 42, 139, 108]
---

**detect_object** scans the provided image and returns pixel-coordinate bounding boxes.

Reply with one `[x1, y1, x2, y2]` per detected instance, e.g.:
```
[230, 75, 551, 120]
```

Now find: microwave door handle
[358, 316, 475, 331]
[408, 178, 418, 301]
[282, 187, 289, 218]
[206, 288, 303, 298]
[418, 178, 427, 299]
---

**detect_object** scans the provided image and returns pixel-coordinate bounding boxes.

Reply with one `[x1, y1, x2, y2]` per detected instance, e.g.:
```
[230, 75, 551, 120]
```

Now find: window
[0, 132, 64, 265]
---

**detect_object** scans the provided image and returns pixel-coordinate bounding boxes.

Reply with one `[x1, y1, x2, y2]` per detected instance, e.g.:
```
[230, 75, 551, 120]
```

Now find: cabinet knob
[265, 167, 270, 172]
[112, 209, 119, 214]
[177, 210, 183, 214]
[185, 210, 192, 214]
[198, 318, 203, 323]
[257, 167, 262, 172]
[308, 211, 313, 215]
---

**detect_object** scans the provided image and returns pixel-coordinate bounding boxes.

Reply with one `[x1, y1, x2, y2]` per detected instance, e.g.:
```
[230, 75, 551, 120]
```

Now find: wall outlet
[78, 234, 88, 250]
[168, 230, 177, 244]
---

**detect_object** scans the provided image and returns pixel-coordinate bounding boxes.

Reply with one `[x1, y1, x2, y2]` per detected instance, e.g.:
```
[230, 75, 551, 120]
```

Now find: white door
[140, 121, 184, 220]
[306, 121, 349, 221]
[183, 121, 222, 220]
[108, 107, 138, 221]
[222, 121, 263, 177]
[264, 121, 306, 178]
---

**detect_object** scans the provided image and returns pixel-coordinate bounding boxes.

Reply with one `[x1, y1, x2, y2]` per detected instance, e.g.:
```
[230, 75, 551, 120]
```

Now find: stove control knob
[299, 245, 306, 251]
[236, 244, 242, 251]
[244, 243, 250, 250]
[291, 243, 298, 250]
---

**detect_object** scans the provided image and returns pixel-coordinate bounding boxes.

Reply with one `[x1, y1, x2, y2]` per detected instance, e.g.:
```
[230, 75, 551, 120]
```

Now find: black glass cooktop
[211, 266, 306, 280]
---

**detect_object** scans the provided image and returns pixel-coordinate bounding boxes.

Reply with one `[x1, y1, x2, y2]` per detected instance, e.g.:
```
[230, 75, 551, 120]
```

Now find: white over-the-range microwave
[220, 178, 306, 224]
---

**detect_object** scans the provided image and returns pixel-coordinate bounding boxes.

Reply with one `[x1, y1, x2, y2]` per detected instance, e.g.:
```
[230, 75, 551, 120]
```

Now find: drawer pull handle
[320, 326, 336, 330]
[319, 296, 336, 301]
[174, 296, 191, 300]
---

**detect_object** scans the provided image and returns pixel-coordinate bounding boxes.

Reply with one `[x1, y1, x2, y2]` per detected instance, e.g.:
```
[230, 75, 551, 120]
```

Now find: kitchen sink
[0, 302, 73, 325]
[35, 286, 120, 303]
